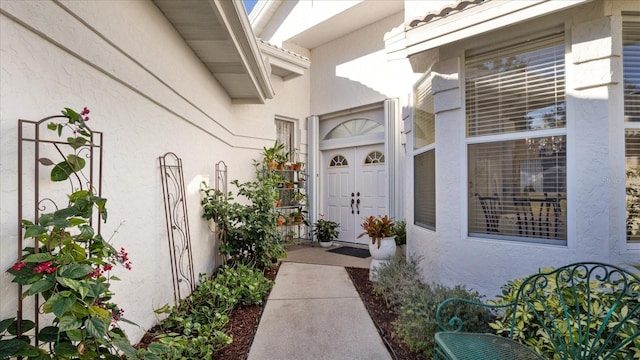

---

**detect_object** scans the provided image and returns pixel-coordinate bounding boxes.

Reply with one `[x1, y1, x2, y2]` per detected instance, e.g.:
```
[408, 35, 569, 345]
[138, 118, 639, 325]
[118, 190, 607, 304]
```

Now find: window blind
[415, 150, 436, 230]
[468, 137, 566, 242]
[466, 33, 566, 137]
[624, 21, 640, 122]
[414, 74, 435, 149]
[624, 20, 640, 243]
[276, 119, 294, 156]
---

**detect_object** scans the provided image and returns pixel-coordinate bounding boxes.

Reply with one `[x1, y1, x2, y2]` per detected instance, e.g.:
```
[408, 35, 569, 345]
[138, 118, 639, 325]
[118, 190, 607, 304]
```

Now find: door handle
[350, 198, 355, 214]
[356, 198, 360, 214]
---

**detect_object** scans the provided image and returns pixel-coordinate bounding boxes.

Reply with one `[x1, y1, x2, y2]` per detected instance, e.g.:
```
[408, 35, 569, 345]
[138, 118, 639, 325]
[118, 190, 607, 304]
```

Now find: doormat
[327, 246, 370, 258]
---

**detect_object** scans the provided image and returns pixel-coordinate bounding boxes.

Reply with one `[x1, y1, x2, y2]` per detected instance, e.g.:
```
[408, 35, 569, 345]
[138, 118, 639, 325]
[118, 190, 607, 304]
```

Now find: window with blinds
[466, 32, 567, 244]
[414, 73, 436, 230]
[415, 74, 435, 149]
[276, 119, 294, 158]
[466, 33, 566, 137]
[623, 20, 640, 243]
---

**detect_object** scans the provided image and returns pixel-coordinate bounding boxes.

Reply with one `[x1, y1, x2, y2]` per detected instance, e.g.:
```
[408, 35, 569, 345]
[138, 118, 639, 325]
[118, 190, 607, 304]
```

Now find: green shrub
[201, 178, 286, 270]
[138, 264, 274, 359]
[371, 255, 422, 309]
[393, 282, 490, 357]
[488, 268, 640, 359]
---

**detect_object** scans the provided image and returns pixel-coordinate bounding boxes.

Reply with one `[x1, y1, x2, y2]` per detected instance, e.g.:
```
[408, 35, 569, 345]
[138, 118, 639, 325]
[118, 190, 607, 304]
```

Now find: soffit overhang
[397, 0, 594, 60]
[153, 0, 274, 104]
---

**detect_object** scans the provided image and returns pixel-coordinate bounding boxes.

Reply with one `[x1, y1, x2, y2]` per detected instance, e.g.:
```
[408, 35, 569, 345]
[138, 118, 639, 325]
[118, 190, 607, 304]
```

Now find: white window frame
[413, 72, 436, 231]
[464, 31, 568, 245]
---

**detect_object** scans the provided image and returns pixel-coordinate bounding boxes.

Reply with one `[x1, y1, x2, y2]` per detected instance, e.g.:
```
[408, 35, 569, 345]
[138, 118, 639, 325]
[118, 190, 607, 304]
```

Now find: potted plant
[297, 175, 306, 189]
[312, 217, 340, 248]
[290, 192, 305, 206]
[358, 215, 397, 280]
[358, 215, 395, 248]
[392, 220, 406, 257]
[259, 141, 285, 170]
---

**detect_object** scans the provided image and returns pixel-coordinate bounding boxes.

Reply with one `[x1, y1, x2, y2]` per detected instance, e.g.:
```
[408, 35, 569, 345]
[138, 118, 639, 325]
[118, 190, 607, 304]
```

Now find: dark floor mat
[327, 246, 371, 258]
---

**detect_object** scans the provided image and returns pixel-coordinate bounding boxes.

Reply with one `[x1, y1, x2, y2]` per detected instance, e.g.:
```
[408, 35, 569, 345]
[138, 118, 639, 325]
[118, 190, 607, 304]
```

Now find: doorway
[323, 144, 385, 243]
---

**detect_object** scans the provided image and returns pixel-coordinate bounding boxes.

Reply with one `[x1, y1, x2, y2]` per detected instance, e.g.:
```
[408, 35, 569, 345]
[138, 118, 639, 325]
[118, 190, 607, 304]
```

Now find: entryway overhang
[153, 0, 275, 104]
[387, 0, 594, 71]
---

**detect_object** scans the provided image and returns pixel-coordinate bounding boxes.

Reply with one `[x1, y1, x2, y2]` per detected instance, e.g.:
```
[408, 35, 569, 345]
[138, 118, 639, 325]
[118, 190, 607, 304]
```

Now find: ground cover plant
[135, 263, 275, 359]
[367, 256, 490, 358]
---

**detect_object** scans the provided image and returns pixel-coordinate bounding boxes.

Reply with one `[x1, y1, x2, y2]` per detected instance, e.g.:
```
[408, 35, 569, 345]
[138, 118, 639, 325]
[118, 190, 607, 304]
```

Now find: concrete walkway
[247, 262, 392, 360]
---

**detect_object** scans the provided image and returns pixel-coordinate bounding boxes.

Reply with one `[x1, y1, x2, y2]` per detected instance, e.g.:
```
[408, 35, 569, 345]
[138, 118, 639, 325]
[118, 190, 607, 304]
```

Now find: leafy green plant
[391, 220, 406, 246]
[137, 264, 274, 359]
[201, 176, 286, 269]
[394, 282, 490, 357]
[311, 217, 340, 242]
[370, 255, 422, 310]
[0, 107, 136, 360]
[488, 267, 640, 359]
[256, 141, 286, 170]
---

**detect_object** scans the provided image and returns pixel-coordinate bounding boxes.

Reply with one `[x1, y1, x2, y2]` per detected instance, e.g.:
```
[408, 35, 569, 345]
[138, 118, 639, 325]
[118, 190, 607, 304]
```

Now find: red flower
[102, 264, 113, 271]
[81, 107, 90, 121]
[11, 261, 27, 271]
[117, 248, 132, 270]
[33, 261, 56, 274]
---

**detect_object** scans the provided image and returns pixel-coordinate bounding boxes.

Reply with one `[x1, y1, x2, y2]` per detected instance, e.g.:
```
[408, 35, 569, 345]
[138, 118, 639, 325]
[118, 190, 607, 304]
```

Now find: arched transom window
[364, 151, 384, 164]
[324, 118, 383, 140]
[329, 155, 348, 167]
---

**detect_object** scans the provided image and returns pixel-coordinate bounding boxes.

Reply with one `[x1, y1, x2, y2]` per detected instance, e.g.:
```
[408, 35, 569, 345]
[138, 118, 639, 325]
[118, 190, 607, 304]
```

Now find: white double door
[323, 144, 386, 244]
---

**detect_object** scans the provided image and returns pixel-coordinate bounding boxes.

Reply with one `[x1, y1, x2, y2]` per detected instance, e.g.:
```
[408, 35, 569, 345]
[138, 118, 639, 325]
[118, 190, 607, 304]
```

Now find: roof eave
[399, 0, 594, 60]
[258, 40, 310, 80]
[213, 0, 275, 104]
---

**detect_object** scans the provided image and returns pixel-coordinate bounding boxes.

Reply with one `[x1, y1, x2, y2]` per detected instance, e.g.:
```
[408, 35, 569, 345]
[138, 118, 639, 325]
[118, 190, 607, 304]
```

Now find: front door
[324, 144, 386, 244]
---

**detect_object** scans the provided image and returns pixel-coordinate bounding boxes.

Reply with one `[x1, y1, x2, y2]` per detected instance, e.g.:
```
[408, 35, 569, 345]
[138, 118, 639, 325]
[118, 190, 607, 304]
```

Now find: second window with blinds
[466, 30, 567, 244]
[414, 73, 436, 231]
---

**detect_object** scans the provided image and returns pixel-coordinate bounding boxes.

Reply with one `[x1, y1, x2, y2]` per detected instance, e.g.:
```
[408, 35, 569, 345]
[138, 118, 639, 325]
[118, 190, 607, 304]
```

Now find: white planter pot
[318, 240, 333, 248]
[368, 236, 396, 260]
[368, 237, 397, 281]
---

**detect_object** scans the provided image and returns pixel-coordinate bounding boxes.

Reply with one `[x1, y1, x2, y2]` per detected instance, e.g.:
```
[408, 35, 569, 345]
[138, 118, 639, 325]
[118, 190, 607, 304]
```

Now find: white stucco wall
[406, 0, 640, 298]
[309, 11, 418, 115]
[0, 0, 308, 343]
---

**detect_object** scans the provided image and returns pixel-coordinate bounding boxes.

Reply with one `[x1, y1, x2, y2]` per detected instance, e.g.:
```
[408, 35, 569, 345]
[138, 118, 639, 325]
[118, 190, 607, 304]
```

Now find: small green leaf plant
[136, 264, 274, 359]
[0, 107, 136, 359]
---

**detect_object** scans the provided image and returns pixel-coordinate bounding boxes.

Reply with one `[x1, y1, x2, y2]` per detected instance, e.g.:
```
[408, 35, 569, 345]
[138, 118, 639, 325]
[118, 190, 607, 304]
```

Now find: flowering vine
[0, 107, 137, 359]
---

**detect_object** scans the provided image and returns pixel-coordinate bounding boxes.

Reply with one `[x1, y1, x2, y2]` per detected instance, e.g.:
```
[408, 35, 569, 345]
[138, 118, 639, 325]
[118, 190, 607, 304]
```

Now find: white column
[384, 98, 400, 219]
[306, 115, 320, 241]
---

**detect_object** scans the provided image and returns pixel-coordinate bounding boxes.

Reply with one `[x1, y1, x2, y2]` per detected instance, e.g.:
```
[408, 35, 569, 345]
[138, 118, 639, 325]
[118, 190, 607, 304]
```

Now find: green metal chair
[434, 262, 640, 360]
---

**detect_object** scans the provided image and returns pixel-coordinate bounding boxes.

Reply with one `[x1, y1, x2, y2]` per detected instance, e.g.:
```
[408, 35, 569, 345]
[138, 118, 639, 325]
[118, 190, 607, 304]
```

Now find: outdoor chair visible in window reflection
[475, 193, 501, 233]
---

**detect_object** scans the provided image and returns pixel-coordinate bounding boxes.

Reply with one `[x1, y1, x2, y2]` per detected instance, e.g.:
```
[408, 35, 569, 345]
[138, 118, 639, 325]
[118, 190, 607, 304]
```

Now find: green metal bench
[434, 262, 640, 360]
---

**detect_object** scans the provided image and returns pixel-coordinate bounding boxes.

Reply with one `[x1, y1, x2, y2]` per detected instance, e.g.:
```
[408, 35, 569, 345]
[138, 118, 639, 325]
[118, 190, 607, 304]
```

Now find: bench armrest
[435, 297, 515, 332]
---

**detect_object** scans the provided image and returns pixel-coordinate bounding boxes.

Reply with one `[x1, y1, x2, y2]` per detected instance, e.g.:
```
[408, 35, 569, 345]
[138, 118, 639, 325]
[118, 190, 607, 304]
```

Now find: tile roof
[408, 0, 487, 28]
[257, 39, 310, 62]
